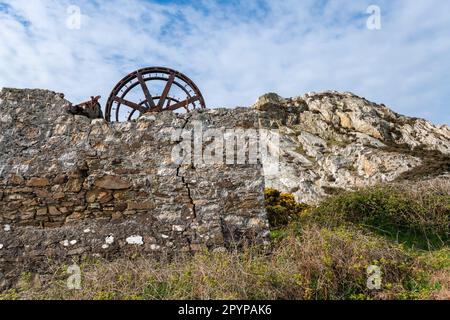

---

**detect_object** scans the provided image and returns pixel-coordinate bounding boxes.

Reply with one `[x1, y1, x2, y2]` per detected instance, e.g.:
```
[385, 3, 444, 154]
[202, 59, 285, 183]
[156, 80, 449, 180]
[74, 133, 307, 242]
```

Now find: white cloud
[0, 0, 449, 124]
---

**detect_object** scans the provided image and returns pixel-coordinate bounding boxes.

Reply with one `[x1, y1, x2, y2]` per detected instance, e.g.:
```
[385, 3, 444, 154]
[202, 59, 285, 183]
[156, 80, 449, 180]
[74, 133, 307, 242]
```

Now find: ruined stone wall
[0, 89, 270, 282]
[3, 87, 444, 286]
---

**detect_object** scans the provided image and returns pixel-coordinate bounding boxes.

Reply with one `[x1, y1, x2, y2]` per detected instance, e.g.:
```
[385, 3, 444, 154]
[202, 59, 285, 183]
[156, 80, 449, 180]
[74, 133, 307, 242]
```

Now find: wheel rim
[105, 67, 206, 122]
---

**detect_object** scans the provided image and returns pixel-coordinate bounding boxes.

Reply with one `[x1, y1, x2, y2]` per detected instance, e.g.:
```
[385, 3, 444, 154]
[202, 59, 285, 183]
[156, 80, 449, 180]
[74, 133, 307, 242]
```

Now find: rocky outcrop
[254, 92, 450, 203]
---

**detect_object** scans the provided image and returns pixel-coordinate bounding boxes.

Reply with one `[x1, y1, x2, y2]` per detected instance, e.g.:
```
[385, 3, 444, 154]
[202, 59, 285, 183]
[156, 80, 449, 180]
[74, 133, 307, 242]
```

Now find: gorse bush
[264, 188, 309, 228]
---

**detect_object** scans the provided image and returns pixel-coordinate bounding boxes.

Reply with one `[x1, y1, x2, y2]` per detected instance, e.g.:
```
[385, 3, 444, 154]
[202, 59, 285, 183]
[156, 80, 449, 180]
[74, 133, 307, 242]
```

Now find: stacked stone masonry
[0, 89, 271, 280]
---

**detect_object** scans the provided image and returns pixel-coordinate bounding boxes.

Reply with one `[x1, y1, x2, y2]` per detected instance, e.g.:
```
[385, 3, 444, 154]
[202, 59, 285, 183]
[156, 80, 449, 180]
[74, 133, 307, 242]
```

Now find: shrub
[312, 179, 450, 249]
[264, 188, 309, 228]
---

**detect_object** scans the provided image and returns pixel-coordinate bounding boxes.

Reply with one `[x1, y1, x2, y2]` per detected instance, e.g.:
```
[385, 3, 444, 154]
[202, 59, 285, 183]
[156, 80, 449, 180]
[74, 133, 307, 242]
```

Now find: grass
[1, 179, 449, 300]
[310, 178, 450, 250]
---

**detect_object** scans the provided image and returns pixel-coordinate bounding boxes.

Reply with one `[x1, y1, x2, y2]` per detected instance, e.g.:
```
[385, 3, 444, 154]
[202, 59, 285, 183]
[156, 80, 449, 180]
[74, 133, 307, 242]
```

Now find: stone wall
[0, 89, 270, 283]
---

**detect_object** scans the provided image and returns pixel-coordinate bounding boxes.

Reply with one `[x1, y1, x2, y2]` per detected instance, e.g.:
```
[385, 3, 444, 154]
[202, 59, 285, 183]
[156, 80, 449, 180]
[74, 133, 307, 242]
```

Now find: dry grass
[5, 223, 446, 300]
[2, 178, 449, 300]
[429, 270, 450, 300]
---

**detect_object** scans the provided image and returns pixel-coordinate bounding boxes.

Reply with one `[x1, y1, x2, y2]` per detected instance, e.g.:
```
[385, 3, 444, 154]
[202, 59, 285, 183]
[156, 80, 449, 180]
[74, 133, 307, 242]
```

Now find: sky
[0, 0, 449, 124]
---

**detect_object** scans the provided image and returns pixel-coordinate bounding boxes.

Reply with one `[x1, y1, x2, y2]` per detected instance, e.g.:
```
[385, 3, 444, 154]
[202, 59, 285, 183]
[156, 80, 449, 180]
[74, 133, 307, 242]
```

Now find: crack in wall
[174, 113, 198, 250]
[176, 166, 197, 219]
[175, 113, 196, 211]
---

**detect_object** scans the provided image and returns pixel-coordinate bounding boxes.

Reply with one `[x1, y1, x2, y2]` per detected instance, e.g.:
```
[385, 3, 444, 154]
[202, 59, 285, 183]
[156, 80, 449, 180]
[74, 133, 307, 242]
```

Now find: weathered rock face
[0, 88, 269, 285]
[253, 92, 450, 203]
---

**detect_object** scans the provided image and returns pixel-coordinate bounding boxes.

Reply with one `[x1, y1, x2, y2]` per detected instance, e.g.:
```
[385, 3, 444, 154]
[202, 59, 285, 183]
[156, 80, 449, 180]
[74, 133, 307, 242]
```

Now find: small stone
[172, 225, 185, 232]
[111, 212, 123, 221]
[114, 203, 127, 212]
[26, 177, 50, 187]
[113, 191, 126, 200]
[86, 190, 98, 203]
[94, 175, 131, 190]
[12, 187, 34, 193]
[44, 222, 64, 228]
[5, 202, 20, 212]
[3, 224, 11, 232]
[65, 178, 83, 193]
[102, 244, 109, 249]
[105, 235, 114, 245]
[34, 189, 52, 198]
[83, 228, 91, 233]
[97, 191, 113, 204]
[59, 207, 70, 214]
[61, 240, 70, 247]
[88, 203, 100, 210]
[48, 206, 61, 216]
[9, 175, 24, 185]
[127, 201, 155, 210]
[0, 244, 3, 250]
[53, 174, 68, 185]
[53, 192, 65, 199]
[252, 93, 285, 111]
[139, 114, 156, 121]
[150, 244, 161, 250]
[65, 212, 85, 222]
[36, 207, 48, 216]
[22, 210, 35, 220]
[126, 235, 144, 245]
[70, 240, 77, 245]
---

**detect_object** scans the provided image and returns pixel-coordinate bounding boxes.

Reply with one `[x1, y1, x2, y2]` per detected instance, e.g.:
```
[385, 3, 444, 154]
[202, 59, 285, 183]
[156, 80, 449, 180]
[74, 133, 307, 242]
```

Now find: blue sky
[0, 0, 449, 124]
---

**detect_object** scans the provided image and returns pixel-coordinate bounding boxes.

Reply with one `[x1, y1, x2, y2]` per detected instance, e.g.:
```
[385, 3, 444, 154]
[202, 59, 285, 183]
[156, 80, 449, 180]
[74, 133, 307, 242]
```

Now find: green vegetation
[265, 188, 310, 228]
[311, 182, 449, 249]
[2, 179, 449, 300]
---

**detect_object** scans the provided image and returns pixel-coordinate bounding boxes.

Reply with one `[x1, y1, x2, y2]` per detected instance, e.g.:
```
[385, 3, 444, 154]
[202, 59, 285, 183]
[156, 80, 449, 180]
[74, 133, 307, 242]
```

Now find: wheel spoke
[114, 96, 148, 113]
[166, 96, 200, 111]
[158, 73, 175, 110]
[137, 71, 156, 109]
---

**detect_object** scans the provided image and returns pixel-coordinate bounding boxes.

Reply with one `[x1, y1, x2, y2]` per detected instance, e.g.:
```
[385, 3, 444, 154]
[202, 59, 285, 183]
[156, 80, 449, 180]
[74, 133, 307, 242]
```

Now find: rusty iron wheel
[104, 67, 206, 122]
